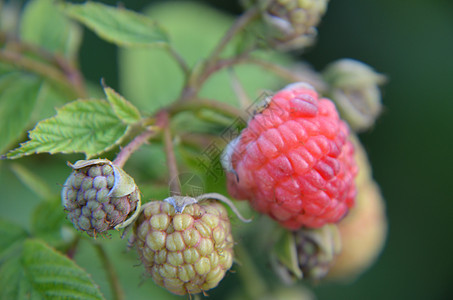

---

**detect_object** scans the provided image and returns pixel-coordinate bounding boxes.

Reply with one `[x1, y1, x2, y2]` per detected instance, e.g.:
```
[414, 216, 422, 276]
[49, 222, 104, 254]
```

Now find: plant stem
[228, 68, 252, 109]
[181, 7, 259, 100]
[161, 112, 181, 195]
[247, 57, 328, 92]
[205, 7, 259, 65]
[113, 128, 160, 168]
[166, 44, 190, 76]
[167, 97, 248, 121]
[65, 235, 81, 260]
[93, 243, 125, 300]
[1, 32, 87, 98]
[0, 50, 84, 98]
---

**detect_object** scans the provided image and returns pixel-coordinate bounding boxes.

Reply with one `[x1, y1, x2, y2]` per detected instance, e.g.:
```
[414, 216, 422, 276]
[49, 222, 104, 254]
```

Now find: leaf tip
[100, 77, 108, 89]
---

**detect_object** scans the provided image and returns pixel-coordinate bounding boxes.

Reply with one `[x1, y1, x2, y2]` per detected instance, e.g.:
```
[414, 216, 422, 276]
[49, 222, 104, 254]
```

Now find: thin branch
[179, 7, 259, 101]
[228, 68, 252, 109]
[93, 243, 125, 300]
[247, 57, 328, 92]
[0, 50, 85, 98]
[199, 55, 328, 93]
[1, 32, 87, 97]
[167, 97, 248, 121]
[53, 54, 87, 97]
[113, 128, 159, 168]
[161, 113, 181, 196]
[166, 44, 190, 76]
[65, 235, 81, 260]
[195, 54, 249, 89]
[205, 7, 259, 64]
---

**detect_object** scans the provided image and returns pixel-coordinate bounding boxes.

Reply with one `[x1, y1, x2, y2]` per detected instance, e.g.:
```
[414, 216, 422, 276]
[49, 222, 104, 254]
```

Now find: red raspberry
[224, 83, 358, 229]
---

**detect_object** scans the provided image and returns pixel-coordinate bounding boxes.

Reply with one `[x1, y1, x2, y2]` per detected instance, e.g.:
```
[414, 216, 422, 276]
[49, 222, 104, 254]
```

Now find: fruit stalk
[94, 242, 125, 300]
[113, 128, 159, 168]
[162, 115, 181, 196]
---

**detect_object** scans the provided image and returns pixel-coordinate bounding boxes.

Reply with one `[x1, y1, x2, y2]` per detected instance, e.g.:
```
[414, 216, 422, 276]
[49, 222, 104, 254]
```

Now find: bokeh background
[80, 1, 453, 298]
[1, 0, 452, 299]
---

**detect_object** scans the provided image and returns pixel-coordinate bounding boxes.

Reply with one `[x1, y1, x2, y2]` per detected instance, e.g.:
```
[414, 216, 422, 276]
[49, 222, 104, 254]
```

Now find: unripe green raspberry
[132, 197, 235, 295]
[260, 0, 330, 51]
[61, 159, 141, 237]
[323, 59, 386, 132]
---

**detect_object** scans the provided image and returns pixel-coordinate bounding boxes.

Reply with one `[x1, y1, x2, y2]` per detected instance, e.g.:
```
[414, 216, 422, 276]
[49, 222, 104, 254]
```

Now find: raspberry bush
[0, 0, 386, 299]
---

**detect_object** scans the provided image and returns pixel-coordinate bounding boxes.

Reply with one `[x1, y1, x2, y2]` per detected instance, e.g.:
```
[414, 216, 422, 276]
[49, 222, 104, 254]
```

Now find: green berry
[132, 197, 234, 295]
[61, 159, 141, 237]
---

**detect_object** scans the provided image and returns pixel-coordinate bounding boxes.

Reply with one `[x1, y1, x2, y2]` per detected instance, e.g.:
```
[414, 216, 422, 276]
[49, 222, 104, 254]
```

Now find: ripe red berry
[224, 83, 358, 229]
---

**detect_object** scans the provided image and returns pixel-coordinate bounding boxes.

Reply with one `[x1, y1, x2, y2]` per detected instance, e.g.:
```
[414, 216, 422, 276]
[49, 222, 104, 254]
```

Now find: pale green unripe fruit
[323, 58, 386, 132]
[132, 199, 235, 295]
[61, 159, 141, 237]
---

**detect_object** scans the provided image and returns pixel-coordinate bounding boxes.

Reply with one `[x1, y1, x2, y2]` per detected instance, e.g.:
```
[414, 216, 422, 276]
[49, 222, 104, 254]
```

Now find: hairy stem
[93, 243, 125, 300]
[113, 128, 159, 168]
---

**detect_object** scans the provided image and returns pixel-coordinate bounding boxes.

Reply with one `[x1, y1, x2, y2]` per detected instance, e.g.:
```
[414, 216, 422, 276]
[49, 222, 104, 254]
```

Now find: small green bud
[259, 0, 330, 51]
[272, 224, 341, 282]
[323, 58, 387, 132]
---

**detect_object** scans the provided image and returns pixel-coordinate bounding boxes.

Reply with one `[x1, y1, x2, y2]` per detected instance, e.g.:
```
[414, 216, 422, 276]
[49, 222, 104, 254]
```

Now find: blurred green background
[81, 1, 453, 298]
[1, 0, 452, 299]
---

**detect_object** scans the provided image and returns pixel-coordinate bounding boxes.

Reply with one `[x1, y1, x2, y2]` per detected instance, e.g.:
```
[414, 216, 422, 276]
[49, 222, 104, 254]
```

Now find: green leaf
[62, 1, 168, 48]
[20, 0, 82, 60]
[0, 62, 15, 74]
[0, 218, 28, 260]
[119, 1, 290, 114]
[0, 73, 42, 154]
[6, 99, 128, 159]
[0, 255, 42, 300]
[18, 239, 105, 299]
[31, 199, 67, 247]
[10, 163, 55, 199]
[104, 85, 141, 124]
